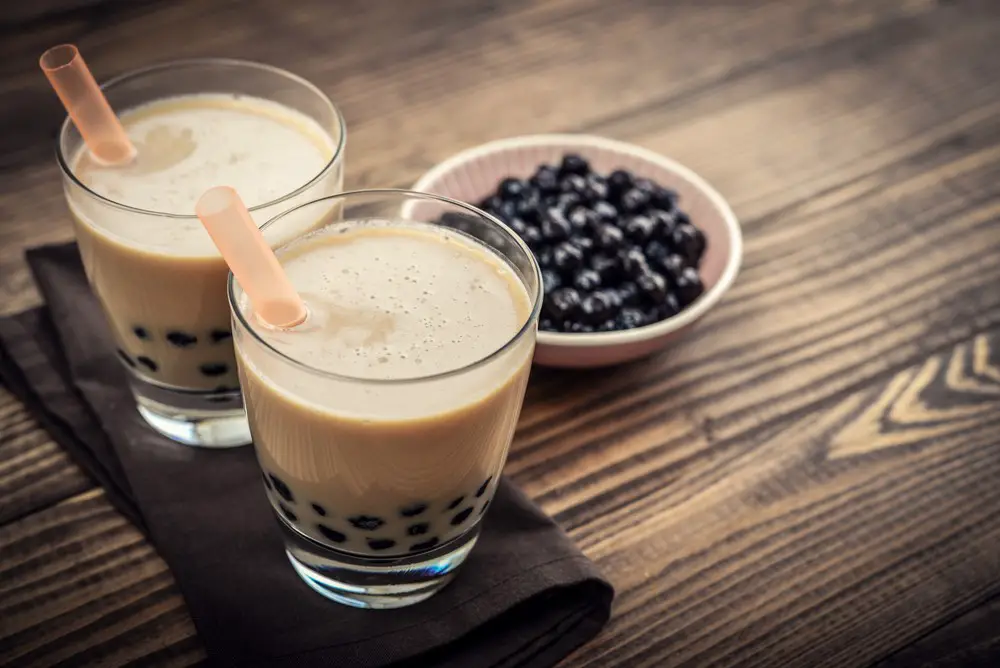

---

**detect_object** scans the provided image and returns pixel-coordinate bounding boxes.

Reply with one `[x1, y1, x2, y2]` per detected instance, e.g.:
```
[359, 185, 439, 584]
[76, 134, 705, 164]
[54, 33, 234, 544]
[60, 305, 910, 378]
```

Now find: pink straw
[40, 44, 136, 166]
[196, 187, 307, 328]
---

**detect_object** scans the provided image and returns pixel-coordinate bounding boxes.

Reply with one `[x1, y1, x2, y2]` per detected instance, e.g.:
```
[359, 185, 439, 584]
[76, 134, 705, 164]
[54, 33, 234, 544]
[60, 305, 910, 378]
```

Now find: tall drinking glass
[57, 59, 346, 447]
[230, 190, 541, 608]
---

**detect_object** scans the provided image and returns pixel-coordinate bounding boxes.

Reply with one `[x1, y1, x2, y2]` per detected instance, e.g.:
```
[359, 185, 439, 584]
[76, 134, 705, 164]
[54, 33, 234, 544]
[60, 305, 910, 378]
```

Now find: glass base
[130, 376, 251, 448]
[282, 519, 479, 609]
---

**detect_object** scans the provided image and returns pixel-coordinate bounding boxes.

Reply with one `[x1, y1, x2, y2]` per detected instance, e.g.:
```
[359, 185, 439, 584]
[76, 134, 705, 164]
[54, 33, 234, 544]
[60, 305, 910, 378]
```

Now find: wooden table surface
[3, 1, 1000, 666]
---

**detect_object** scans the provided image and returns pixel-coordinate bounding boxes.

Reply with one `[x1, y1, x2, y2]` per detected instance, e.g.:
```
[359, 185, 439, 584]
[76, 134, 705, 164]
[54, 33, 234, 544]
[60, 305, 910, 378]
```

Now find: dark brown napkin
[0, 243, 613, 668]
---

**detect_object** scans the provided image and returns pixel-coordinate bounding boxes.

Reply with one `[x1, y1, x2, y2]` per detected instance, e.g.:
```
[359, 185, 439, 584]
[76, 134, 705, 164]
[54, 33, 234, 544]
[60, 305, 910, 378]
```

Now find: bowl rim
[412, 133, 743, 348]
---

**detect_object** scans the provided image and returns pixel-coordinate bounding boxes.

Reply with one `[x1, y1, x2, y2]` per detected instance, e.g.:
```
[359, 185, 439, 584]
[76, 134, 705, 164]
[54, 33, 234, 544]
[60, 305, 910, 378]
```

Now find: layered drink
[58, 60, 344, 446]
[230, 191, 541, 607]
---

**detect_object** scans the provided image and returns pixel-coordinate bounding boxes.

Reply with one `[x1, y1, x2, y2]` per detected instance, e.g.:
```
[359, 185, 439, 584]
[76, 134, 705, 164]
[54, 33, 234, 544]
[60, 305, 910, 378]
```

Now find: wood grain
[874, 591, 1000, 668]
[0, 391, 91, 526]
[1, 0, 999, 666]
[0, 490, 200, 667]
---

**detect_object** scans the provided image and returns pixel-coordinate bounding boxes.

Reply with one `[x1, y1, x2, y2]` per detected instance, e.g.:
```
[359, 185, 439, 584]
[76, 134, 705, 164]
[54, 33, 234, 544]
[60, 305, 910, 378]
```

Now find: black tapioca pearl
[116, 349, 137, 368]
[210, 329, 232, 343]
[447, 496, 465, 510]
[367, 538, 397, 551]
[137, 356, 158, 372]
[407, 522, 430, 536]
[132, 326, 150, 340]
[451, 507, 474, 526]
[166, 331, 198, 348]
[311, 503, 327, 517]
[476, 477, 493, 498]
[619, 187, 652, 214]
[559, 153, 590, 178]
[280, 504, 298, 523]
[200, 363, 229, 377]
[410, 537, 440, 552]
[673, 267, 704, 307]
[262, 472, 272, 490]
[268, 474, 294, 503]
[349, 515, 384, 531]
[317, 524, 346, 543]
[400, 502, 427, 518]
[479, 500, 491, 516]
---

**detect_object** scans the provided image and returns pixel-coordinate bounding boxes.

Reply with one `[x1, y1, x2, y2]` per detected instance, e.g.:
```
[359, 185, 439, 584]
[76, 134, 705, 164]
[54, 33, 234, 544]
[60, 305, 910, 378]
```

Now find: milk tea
[236, 221, 535, 557]
[68, 94, 338, 392]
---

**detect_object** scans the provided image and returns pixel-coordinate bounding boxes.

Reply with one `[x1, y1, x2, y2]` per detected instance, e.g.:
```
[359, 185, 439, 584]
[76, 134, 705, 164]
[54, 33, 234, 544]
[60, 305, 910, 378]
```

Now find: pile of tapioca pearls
[115, 326, 237, 390]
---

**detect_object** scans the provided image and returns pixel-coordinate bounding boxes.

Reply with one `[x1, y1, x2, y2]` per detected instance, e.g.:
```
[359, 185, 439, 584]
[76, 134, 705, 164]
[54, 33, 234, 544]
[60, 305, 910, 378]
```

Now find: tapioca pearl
[478, 500, 491, 516]
[166, 331, 198, 347]
[210, 329, 232, 343]
[137, 356, 158, 372]
[410, 537, 439, 552]
[367, 538, 396, 551]
[280, 504, 298, 523]
[400, 502, 427, 518]
[349, 515, 384, 531]
[311, 503, 327, 517]
[262, 472, 272, 491]
[200, 363, 229, 377]
[317, 524, 346, 543]
[268, 474, 294, 503]
[476, 476, 493, 498]
[447, 496, 465, 510]
[451, 507, 474, 526]
[407, 523, 430, 536]
[132, 326, 150, 340]
[116, 349, 137, 368]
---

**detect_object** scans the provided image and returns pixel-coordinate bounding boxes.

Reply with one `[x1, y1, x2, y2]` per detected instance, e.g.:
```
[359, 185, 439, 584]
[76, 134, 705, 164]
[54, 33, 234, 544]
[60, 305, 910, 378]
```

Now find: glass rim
[228, 188, 543, 386]
[55, 57, 347, 220]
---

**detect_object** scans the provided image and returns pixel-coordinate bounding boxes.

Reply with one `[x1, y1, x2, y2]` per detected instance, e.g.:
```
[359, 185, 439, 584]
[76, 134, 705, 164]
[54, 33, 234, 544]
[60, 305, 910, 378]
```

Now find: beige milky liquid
[237, 221, 535, 557]
[68, 94, 338, 391]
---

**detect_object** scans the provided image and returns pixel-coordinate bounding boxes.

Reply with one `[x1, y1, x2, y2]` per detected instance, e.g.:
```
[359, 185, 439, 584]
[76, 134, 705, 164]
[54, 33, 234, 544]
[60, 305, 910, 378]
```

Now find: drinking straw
[40, 44, 136, 166]
[196, 187, 308, 328]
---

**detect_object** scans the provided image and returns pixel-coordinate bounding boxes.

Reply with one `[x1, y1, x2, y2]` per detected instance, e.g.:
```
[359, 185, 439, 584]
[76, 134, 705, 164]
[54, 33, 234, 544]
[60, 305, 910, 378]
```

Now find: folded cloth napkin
[0, 243, 613, 668]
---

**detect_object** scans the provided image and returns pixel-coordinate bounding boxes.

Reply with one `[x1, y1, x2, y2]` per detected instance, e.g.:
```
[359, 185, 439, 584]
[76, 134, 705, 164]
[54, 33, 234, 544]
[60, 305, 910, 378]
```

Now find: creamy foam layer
[71, 94, 335, 256]
[250, 221, 531, 380]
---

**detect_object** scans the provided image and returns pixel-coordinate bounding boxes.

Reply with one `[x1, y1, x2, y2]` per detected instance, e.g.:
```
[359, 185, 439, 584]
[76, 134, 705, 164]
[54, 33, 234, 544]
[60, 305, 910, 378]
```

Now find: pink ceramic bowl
[412, 134, 742, 368]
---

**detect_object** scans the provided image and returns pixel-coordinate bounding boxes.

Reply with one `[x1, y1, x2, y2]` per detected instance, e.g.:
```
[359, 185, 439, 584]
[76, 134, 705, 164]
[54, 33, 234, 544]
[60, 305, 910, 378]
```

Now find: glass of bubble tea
[230, 190, 542, 608]
[55, 55, 345, 448]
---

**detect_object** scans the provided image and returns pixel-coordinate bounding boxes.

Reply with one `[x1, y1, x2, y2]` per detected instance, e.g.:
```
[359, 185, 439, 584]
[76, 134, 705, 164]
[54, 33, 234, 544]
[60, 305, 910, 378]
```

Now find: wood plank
[0, 0, 151, 30]
[0, 389, 91, 525]
[0, 489, 203, 668]
[590, 0, 1000, 224]
[873, 591, 1000, 668]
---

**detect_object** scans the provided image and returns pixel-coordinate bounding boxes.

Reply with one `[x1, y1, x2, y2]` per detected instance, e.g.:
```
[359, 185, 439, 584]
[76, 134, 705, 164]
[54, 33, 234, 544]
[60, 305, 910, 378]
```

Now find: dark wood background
[3, 0, 1000, 666]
